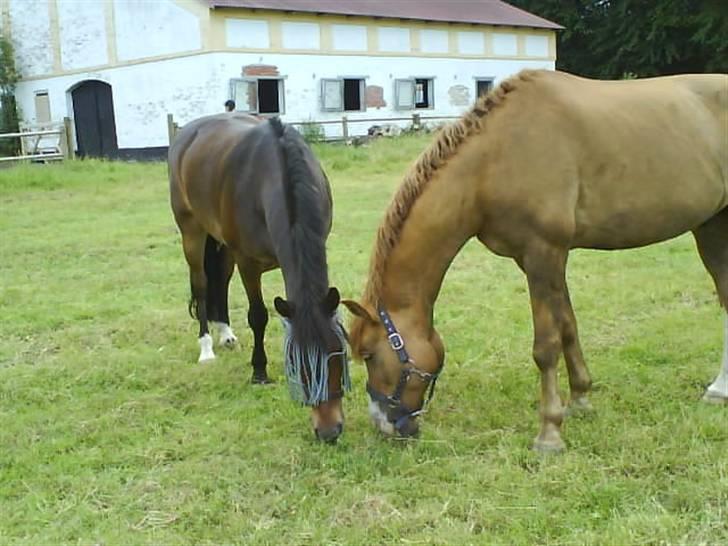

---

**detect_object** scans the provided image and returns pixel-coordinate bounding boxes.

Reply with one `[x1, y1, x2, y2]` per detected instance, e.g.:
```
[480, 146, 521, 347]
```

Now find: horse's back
[168, 113, 280, 254]
[482, 70, 728, 249]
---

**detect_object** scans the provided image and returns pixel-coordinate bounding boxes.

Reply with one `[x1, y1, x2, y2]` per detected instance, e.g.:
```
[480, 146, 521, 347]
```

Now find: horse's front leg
[523, 246, 571, 452]
[239, 262, 271, 384]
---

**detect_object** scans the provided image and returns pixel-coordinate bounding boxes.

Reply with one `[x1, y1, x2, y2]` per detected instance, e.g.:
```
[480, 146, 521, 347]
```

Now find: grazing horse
[168, 113, 350, 442]
[343, 70, 728, 450]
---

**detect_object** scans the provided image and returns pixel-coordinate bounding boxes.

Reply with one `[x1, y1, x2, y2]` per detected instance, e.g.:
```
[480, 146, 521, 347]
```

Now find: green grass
[1, 136, 726, 545]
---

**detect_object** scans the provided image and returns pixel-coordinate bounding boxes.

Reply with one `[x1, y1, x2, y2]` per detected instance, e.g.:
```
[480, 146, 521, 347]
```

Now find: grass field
[1, 135, 726, 545]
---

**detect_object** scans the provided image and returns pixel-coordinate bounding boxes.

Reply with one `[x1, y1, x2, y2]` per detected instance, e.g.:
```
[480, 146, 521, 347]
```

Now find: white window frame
[321, 77, 366, 112]
[229, 77, 286, 115]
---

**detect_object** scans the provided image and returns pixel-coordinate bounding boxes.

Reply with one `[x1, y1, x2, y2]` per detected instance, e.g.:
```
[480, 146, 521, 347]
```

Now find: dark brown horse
[343, 70, 727, 450]
[168, 113, 350, 442]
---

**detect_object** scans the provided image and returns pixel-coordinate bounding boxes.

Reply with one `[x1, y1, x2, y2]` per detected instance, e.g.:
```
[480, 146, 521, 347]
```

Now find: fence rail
[167, 113, 459, 144]
[0, 117, 75, 163]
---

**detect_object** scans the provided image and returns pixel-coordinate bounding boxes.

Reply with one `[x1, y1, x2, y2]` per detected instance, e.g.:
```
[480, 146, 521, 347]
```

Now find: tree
[0, 34, 20, 156]
[508, 0, 728, 78]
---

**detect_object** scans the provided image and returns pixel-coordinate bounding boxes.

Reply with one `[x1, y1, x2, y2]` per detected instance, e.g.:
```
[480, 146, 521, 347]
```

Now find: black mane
[270, 117, 332, 349]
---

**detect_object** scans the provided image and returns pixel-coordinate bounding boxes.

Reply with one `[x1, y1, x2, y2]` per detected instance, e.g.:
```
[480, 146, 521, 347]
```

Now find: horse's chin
[368, 399, 396, 436]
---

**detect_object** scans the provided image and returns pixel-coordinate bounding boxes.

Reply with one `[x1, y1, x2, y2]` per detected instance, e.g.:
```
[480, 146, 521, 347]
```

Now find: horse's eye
[361, 352, 373, 363]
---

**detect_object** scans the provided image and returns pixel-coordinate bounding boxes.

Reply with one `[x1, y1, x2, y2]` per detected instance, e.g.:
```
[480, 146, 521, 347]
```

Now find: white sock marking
[198, 333, 215, 362]
[704, 314, 728, 402]
[211, 321, 237, 348]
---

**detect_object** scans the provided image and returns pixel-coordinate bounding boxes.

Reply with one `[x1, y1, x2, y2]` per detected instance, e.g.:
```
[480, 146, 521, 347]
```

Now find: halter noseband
[366, 305, 443, 433]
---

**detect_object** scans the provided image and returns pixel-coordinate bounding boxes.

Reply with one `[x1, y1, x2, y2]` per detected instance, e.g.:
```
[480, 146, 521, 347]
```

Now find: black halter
[366, 305, 443, 433]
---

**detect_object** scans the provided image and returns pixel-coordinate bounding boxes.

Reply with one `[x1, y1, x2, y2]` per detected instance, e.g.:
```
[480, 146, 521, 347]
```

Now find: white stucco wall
[114, 0, 201, 61]
[15, 51, 554, 149]
[58, 0, 108, 70]
[9, 0, 54, 77]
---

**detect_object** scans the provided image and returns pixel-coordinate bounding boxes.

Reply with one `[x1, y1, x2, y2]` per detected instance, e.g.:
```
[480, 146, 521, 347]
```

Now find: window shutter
[394, 79, 415, 110]
[231, 79, 258, 113]
[321, 79, 343, 112]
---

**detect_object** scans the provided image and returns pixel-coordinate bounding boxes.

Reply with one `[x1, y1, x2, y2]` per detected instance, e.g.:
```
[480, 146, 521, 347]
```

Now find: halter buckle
[387, 332, 405, 351]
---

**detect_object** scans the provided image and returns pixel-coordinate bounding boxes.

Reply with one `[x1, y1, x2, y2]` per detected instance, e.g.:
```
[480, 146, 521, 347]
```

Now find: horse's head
[342, 300, 444, 438]
[275, 287, 350, 443]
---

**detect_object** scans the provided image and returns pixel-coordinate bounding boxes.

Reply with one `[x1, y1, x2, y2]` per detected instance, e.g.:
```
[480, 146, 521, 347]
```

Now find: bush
[299, 121, 325, 144]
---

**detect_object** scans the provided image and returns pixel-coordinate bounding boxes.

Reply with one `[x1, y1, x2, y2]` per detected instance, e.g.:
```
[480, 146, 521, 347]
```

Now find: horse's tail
[188, 235, 227, 320]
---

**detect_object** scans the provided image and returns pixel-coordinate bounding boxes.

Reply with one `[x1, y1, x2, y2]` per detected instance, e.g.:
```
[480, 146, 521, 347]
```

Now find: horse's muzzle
[315, 422, 343, 444]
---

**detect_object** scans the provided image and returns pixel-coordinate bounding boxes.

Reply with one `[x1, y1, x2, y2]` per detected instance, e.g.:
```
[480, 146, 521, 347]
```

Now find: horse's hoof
[702, 391, 728, 405]
[198, 355, 215, 364]
[251, 374, 273, 385]
[220, 334, 238, 349]
[566, 397, 594, 416]
[533, 437, 566, 454]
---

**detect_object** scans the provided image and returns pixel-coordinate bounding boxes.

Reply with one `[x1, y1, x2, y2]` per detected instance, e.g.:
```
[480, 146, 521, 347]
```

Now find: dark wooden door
[71, 81, 118, 158]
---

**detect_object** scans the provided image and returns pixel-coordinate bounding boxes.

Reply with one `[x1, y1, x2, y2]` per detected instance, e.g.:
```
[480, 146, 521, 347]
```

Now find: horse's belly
[573, 202, 719, 249]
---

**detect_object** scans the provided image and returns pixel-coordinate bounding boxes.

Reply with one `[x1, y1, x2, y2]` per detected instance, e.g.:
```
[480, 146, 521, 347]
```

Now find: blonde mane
[362, 70, 540, 304]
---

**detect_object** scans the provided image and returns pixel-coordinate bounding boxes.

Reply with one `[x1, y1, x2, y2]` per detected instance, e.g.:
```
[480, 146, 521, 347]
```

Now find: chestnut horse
[343, 70, 727, 450]
[169, 114, 350, 442]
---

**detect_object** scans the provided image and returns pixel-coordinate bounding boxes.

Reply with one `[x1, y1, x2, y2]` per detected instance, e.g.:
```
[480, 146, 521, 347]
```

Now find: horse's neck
[380, 170, 481, 319]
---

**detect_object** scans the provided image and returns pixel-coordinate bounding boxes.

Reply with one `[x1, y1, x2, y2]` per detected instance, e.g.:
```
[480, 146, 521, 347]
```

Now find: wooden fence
[167, 112, 459, 145]
[0, 117, 75, 163]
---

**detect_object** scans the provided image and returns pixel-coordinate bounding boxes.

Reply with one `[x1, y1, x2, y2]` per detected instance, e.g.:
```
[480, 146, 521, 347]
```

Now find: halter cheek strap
[378, 308, 411, 364]
[367, 305, 443, 433]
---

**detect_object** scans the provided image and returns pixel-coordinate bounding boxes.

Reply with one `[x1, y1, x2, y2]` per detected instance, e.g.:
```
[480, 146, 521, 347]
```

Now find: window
[320, 78, 365, 112]
[476, 78, 494, 98]
[229, 77, 285, 115]
[395, 78, 434, 110]
[34, 91, 51, 123]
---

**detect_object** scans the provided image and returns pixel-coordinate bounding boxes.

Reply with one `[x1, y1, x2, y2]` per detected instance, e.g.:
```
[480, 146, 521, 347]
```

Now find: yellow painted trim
[320, 21, 332, 50]
[104, 1, 117, 65]
[517, 33, 526, 57]
[17, 47, 556, 83]
[48, 0, 61, 72]
[410, 28, 421, 53]
[269, 18, 282, 49]
[447, 28, 458, 55]
[549, 33, 557, 58]
[366, 25, 378, 51]
[483, 29, 493, 57]
[17, 10, 556, 82]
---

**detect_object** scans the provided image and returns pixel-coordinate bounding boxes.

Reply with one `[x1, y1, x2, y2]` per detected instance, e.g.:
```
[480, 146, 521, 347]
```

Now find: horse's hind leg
[178, 217, 215, 362]
[238, 261, 271, 384]
[204, 236, 238, 349]
[693, 208, 728, 404]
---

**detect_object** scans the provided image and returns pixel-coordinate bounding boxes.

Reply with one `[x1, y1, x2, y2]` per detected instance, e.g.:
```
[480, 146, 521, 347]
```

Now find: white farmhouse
[3, 0, 560, 158]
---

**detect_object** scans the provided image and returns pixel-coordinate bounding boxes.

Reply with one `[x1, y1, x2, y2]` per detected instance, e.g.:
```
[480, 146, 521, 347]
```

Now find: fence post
[341, 115, 348, 141]
[63, 117, 75, 160]
[167, 113, 177, 145]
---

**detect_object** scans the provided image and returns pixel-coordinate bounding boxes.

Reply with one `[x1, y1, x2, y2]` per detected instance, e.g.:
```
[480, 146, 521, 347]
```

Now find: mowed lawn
[1, 135, 726, 546]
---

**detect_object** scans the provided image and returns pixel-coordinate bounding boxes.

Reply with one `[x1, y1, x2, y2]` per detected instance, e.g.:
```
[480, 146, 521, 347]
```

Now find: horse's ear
[322, 287, 340, 315]
[274, 296, 294, 318]
[341, 299, 376, 323]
